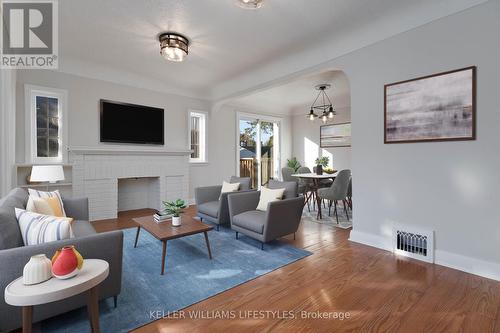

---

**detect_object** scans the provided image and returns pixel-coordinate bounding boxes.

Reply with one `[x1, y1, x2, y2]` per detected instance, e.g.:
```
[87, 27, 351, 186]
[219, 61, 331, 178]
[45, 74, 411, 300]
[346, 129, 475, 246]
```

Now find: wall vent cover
[392, 225, 434, 263]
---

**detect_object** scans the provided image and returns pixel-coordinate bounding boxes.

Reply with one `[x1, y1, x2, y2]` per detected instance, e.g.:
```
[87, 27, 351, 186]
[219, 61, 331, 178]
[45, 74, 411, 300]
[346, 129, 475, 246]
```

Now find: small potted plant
[314, 156, 329, 175]
[162, 199, 187, 227]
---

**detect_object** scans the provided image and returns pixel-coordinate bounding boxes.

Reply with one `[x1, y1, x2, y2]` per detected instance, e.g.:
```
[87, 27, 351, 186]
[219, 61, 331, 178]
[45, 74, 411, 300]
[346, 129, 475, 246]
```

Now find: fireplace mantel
[68, 146, 192, 156]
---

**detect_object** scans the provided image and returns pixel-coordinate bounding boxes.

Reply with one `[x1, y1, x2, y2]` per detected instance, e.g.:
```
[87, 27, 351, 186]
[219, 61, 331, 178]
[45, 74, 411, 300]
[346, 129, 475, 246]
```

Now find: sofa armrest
[227, 191, 260, 224]
[0, 230, 123, 332]
[63, 197, 89, 221]
[264, 197, 304, 242]
[195, 186, 222, 205]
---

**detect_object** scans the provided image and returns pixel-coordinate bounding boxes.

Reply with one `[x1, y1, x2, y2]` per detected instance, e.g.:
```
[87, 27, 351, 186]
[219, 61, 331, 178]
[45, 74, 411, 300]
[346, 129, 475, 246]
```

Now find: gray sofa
[0, 188, 123, 332]
[228, 180, 304, 249]
[195, 176, 252, 230]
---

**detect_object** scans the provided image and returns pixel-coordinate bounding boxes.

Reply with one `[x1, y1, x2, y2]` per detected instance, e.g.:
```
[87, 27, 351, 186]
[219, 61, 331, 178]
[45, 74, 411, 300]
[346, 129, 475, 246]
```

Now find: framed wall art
[320, 122, 351, 148]
[384, 66, 476, 143]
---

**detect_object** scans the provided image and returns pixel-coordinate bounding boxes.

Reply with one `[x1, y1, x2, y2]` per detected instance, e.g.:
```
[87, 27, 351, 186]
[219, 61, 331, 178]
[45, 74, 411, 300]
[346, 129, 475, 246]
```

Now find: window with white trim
[25, 85, 67, 163]
[189, 111, 207, 163]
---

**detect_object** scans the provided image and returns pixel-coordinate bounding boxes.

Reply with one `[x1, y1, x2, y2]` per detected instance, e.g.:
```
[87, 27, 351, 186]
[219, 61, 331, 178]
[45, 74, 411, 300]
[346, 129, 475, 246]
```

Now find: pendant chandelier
[307, 84, 336, 123]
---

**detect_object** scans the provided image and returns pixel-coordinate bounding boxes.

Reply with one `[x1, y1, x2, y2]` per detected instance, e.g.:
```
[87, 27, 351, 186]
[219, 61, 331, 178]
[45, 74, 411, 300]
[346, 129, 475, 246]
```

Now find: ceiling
[59, 0, 487, 100]
[228, 70, 350, 115]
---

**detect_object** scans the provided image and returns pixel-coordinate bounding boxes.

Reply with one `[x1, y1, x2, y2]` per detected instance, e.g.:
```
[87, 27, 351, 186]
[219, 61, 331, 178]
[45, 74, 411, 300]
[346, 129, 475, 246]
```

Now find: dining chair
[317, 169, 352, 223]
[281, 167, 295, 182]
[297, 166, 314, 211]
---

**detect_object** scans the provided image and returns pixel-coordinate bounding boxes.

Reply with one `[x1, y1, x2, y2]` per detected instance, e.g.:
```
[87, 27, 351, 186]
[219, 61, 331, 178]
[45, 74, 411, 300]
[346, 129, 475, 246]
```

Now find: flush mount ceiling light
[159, 32, 189, 62]
[306, 84, 336, 123]
[235, 0, 264, 9]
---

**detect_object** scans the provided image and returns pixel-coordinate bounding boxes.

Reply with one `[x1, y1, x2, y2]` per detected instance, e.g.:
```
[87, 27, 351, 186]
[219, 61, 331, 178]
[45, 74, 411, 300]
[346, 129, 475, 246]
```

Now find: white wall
[304, 0, 500, 279]
[189, 104, 293, 201]
[0, 69, 16, 196]
[15, 70, 211, 197]
[291, 106, 351, 171]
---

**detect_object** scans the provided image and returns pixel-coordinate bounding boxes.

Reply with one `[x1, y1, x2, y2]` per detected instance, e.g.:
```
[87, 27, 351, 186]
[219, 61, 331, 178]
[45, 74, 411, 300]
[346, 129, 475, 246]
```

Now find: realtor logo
[1, 0, 58, 68]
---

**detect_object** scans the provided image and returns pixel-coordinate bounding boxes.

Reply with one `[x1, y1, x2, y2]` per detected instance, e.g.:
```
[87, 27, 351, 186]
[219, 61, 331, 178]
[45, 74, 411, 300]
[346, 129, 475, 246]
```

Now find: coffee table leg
[204, 231, 213, 259]
[134, 226, 141, 248]
[22, 306, 33, 333]
[86, 286, 100, 333]
[161, 240, 167, 275]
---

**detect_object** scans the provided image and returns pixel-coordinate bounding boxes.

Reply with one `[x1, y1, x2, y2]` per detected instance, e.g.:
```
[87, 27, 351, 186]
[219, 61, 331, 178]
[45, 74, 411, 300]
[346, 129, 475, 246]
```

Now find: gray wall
[310, 0, 499, 278]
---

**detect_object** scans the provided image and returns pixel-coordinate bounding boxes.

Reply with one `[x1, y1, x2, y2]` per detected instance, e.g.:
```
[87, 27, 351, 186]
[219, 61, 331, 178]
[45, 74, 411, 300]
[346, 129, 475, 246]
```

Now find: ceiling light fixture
[159, 32, 189, 62]
[235, 0, 264, 9]
[306, 84, 336, 123]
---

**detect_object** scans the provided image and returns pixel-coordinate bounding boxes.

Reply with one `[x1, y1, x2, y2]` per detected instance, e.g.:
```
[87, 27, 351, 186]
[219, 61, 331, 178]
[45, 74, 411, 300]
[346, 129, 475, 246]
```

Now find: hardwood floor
[93, 207, 500, 333]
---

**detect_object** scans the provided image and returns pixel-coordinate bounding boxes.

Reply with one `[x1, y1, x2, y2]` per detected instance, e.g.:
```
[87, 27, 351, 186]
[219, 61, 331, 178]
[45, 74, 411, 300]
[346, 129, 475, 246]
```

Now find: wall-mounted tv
[100, 99, 164, 145]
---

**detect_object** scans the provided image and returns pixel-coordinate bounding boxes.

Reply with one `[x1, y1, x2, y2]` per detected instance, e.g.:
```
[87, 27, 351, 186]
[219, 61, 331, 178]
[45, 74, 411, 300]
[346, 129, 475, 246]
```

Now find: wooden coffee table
[132, 215, 214, 275]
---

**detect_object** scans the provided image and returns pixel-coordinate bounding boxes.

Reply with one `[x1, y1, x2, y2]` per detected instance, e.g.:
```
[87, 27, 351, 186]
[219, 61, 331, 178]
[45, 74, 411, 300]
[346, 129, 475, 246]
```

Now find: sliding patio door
[238, 114, 280, 189]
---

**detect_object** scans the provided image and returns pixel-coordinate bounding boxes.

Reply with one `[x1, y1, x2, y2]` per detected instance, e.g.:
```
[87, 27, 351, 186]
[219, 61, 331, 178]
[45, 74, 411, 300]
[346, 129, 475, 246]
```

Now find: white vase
[23, 254, 52, 285]
[172, 216, 182, 227]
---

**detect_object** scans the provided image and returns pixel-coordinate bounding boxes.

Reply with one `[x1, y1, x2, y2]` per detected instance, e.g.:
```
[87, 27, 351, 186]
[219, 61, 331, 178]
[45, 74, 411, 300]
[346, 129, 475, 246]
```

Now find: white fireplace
[69, 147, 191, 221]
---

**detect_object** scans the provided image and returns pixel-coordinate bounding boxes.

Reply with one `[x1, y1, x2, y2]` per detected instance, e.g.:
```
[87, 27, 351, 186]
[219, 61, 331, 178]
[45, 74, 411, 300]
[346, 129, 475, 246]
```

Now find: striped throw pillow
[15, 208, 74, 246]
[26, 189, 66, 217]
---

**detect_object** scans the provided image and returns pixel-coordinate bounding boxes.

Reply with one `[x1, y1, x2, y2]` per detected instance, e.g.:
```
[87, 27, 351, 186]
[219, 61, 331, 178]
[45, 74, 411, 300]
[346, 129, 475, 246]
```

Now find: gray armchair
[228, 180, 303, 249]
[0, 188, 123, 332]
[317, 169, 352, 223]
[195, 176, 252, 231]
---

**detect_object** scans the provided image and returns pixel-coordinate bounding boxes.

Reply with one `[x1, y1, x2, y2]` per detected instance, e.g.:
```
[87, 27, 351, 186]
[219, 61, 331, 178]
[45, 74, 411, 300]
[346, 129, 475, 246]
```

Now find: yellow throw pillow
[256, 187, 285, 211]
[31, 197, 65, 217]
[27, 189, 67, 217]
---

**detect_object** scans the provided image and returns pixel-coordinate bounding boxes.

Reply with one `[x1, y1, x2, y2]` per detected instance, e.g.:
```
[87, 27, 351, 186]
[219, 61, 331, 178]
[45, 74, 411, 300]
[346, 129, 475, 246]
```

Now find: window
[25, 85, 67, 163]
[189, 111, 207, 163]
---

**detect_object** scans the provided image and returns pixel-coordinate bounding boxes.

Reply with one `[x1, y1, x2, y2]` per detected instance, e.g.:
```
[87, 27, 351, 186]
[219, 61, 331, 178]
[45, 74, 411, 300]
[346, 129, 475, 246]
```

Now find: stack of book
[153, 210, 172, 223]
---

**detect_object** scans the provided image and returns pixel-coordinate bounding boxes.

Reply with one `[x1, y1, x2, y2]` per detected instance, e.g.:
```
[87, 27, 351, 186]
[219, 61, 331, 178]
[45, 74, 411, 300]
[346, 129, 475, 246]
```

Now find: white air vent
[392, 225, 434, 263]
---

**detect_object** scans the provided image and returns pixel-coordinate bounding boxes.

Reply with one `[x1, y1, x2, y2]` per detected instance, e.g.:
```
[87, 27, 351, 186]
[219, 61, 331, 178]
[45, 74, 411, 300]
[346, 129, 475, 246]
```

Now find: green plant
[315, 156, 329, 167]
[162, 199, 187, 217]
[287, 157, 301, 172]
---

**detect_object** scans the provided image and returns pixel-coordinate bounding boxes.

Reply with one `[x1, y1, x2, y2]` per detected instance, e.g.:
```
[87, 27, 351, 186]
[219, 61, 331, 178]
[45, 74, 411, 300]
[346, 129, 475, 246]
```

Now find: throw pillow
[256, 187, 285, 211]
[26, 189, 66, 217]
[221, 181, 240, 194]
[31, 197, 65, 217]
[15, 208, 74, 246]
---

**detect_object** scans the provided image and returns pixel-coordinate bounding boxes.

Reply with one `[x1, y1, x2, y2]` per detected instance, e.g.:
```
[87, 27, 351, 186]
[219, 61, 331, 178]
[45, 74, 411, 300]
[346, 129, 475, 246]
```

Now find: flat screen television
[100, 100, 164, 145]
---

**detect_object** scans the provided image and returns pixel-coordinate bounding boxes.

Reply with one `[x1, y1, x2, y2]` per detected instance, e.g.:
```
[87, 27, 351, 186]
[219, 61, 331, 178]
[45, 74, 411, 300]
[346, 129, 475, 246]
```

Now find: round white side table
[4, 259, 109, 333]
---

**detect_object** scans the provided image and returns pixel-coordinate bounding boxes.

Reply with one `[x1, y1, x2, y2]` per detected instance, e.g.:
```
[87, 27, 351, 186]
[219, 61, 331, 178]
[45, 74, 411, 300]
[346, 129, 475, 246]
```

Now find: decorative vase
[51, 246, 83, 279]
[316, 165, 323, 175]
[23, 254, 52, 285]
[172, 216, 182, 227]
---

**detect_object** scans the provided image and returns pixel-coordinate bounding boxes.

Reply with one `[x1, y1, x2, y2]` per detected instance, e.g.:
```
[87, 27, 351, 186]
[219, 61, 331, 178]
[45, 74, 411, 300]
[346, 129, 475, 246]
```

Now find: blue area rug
[41, 225, 311, 332]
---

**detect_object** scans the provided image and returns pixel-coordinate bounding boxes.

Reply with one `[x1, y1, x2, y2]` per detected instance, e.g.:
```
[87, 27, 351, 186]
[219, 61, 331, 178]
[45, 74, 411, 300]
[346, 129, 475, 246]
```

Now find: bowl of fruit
[323, 168, 337, 174]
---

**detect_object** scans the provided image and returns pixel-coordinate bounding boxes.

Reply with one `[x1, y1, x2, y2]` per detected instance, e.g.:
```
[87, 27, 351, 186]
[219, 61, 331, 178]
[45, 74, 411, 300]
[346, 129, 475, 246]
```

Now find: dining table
[291, 172, 338, 219]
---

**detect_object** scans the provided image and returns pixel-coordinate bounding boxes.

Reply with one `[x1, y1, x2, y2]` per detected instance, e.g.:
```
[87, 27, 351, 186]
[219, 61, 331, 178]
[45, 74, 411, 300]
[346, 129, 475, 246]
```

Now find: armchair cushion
[0, 188, 29, 250]
[233, 210, 266, 234]
[197, 200, 220, 218]
[221, 181, 240, 194]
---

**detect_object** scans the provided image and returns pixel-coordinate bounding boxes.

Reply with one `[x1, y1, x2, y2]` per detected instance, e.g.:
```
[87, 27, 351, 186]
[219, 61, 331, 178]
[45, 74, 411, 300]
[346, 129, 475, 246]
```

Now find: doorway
[237, 113, 281, 189]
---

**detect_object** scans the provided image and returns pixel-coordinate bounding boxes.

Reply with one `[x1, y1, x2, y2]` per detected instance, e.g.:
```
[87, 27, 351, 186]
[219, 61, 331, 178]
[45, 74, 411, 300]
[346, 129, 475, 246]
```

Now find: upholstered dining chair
[296, 166, 315, 211]
[228, 180, 303, 250]
[195, 176, 252, 231]
[317, 169, 352, 223]
[281, 167, 295, 182]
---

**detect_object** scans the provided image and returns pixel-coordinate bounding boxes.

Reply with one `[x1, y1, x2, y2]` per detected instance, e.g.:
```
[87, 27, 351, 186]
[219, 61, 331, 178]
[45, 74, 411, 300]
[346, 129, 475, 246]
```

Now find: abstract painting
[320, 122, 351, 147]
[384, 66, 476, 143]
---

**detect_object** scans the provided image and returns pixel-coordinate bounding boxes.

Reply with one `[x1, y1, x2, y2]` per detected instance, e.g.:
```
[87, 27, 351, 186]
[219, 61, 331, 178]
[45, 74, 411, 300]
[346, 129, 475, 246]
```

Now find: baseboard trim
[349, 230, 500, 281]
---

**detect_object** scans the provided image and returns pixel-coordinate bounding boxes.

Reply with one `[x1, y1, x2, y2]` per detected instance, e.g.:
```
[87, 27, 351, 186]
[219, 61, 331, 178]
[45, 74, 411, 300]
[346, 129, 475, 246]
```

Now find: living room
[1, 0, 500, 332]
